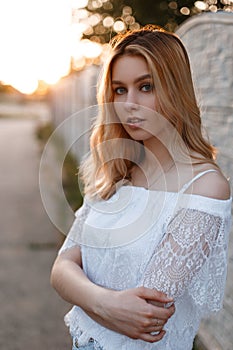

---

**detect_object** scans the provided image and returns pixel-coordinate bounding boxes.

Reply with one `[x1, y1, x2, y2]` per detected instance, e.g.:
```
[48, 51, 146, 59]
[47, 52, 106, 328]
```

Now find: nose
[124, 90, 139, 112]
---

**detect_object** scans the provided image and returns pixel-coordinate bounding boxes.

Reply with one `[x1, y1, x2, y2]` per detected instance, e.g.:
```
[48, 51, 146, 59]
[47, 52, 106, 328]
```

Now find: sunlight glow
[180, 7, 190, 15]
[0, 0, 72, 94]
[88, 14, 102, 26]
[72, 0, 88, 9]
[122, 6, 133, 15]
[103, 16, 114, 28]
[78, 39, 103, 59]
[113, 20, 126, 33]
[194, 1, 208, 10]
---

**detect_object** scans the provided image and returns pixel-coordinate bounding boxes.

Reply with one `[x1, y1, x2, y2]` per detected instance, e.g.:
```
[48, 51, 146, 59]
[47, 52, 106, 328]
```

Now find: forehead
[111, 55, 150, 81]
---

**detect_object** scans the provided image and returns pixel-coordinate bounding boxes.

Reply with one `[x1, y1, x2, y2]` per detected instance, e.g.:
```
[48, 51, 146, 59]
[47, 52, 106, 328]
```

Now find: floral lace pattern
[59, 187, 232, 350]
[143, 208, 225, 313]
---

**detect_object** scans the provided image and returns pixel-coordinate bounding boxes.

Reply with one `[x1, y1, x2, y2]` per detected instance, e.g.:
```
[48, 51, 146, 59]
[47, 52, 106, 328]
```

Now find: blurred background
[0, 1, 232, 349]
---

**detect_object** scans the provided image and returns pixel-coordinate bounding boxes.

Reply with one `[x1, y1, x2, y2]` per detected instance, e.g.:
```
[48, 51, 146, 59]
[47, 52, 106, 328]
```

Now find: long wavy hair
[80, 25, 217, 199]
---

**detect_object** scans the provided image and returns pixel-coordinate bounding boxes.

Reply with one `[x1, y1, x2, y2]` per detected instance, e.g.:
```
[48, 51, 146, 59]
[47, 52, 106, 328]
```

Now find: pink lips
[126, 117, 145, 129]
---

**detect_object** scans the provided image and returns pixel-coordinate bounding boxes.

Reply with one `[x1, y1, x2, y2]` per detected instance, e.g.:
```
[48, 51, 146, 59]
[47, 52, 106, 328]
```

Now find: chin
[124, 127, 153, 142]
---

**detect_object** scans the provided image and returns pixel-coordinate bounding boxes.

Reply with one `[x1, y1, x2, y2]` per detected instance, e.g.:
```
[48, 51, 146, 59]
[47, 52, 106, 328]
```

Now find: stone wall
[49, 65, 99, 162]
[176, 11, 233, 182]
[176, 11, 233, 350]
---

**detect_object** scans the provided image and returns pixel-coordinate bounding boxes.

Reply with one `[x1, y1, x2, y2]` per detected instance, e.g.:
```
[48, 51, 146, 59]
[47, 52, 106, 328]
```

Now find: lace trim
[65, 304, 197, 350]
[142, 208, 226, 313]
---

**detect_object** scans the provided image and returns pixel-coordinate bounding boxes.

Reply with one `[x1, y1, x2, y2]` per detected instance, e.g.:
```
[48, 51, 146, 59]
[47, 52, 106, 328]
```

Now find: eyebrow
[112, 74, 152, 85]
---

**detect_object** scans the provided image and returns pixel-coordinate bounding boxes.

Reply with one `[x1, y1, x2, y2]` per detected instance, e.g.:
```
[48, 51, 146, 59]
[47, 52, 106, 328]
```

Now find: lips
[127, 117, 145, 123]
[126, 117, 145, 129]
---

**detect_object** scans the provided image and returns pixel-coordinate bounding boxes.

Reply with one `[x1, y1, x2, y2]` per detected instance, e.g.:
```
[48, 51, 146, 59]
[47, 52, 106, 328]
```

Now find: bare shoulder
[190, 170, 231, 200]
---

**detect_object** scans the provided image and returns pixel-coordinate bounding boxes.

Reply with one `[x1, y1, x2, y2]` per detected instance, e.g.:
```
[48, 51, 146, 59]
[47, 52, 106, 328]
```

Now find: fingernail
[164, 301, 174, 308]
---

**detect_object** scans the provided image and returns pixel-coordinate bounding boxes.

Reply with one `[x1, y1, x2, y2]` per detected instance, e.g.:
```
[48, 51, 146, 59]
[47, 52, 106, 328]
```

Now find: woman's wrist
[90, 286, 116, 319]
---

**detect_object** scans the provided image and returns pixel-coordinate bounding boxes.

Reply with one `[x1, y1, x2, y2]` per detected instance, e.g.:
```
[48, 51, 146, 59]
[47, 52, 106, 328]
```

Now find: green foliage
[35, 122, 83, 213]
[80, 0, 141, 43]
[125, 0, 195, 29]
[35, 122, 54, 142]
[79, 0, 233, 43]
[62, 151, 83, 212]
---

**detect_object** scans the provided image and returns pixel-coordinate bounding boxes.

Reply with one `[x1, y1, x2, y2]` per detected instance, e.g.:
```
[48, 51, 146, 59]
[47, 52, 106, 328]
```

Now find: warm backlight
[0, 0, 72, 94]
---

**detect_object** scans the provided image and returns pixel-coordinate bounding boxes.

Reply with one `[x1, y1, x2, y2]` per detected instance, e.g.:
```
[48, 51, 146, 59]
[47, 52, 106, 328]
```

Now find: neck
[142, 137, 173, 170]
[130, 137, 175, 189]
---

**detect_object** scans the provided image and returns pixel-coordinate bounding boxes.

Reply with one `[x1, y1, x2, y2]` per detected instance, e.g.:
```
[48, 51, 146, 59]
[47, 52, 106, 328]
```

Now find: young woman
[51, 26, 232, 350]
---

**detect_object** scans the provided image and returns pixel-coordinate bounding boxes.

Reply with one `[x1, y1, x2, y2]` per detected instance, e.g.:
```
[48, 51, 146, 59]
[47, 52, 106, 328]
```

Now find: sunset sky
[0, 0, 78, 94]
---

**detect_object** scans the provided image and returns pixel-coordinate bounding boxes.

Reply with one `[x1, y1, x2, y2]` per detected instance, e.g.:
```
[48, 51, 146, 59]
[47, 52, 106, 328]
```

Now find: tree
[70, 0, 232, 69]
[76, 0, 232, 43]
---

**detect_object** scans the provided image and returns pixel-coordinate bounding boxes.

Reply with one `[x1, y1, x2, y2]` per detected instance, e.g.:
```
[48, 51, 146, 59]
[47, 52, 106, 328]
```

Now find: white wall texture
[176, 11, 233, 350]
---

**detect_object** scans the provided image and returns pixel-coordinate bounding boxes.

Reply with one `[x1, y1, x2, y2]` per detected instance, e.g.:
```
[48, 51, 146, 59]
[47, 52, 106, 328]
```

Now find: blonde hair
[80, 25, 217, 199]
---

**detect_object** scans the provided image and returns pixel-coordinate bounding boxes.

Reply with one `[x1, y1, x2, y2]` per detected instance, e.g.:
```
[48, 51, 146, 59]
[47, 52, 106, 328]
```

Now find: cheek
[113, 101, 125, 122]
[143, 95, 156, 110]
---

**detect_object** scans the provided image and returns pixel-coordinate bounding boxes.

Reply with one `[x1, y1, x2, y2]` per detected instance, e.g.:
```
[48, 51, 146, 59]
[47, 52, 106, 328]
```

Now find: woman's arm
[51, 246, 175, 343]
[143, 172, 231, 304]
[142, 206, 228, 313]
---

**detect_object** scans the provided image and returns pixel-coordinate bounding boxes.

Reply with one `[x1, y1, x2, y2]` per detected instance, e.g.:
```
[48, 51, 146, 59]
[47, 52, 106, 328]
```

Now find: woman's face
[112, 54, 161, 142]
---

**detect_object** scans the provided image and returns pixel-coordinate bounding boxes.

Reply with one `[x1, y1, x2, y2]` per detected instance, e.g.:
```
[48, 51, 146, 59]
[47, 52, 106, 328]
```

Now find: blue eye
[114, 87, 126, 95]
[141, 83, 153, 92]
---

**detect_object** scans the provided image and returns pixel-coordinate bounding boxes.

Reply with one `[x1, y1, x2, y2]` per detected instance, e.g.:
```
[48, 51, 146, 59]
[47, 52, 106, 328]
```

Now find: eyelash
[114, 83, 153, 95]
[141, 83, 153, 92]
[114, 87, 126, 95]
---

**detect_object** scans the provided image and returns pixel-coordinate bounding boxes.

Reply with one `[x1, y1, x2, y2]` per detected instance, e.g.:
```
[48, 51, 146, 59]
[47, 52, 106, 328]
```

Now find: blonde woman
[51, 26, 232, 350]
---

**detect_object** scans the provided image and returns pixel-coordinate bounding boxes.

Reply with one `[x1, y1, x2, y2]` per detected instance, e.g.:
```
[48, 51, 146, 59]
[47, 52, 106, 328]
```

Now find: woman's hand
[51, 249, 174, 343]
[87, 286, 175, 343]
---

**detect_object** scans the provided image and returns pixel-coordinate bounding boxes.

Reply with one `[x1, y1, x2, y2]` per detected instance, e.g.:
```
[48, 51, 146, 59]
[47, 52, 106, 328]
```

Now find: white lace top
[59, 170, 232, 350]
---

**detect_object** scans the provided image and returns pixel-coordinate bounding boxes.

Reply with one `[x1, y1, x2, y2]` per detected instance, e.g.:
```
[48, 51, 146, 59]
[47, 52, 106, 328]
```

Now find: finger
[146, 324, 164, 333]
[146, 318, 165, 332]
[139, 330, 166, 343]
[148, 300, 166, 307]
[148, 299, 176, 312]
[138, 287, 173, 304]
[149, 304, 175, 320]
[152, 318, 166, 327]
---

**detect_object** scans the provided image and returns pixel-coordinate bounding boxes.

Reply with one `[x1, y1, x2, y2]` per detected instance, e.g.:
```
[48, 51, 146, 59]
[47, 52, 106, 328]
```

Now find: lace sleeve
[58, 199, 91, 254]
[143, 208, 229, 313]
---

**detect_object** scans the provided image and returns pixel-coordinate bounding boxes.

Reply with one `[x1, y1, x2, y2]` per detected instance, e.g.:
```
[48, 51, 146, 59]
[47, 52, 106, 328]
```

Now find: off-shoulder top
[59, 170, 232, 350]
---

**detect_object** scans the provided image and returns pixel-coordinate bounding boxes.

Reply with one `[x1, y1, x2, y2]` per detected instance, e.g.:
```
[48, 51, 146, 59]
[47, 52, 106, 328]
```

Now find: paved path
[0, 117, 71, 350]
